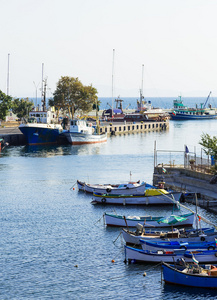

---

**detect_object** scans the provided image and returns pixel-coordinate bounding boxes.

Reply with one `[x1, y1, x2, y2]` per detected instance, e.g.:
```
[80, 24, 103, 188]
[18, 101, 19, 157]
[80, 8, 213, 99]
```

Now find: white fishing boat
[79, 180, 153, 195]
[122, 227, 217, 245]
[124, 246, 217, 264]
[92, 189, 182, 205]
[104, 212, 194, 227]
[63, 119, 107, 145]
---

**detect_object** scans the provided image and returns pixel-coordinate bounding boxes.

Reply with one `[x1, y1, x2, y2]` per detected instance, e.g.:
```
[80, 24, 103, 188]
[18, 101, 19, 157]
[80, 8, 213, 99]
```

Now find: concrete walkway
[154, 167, 217, 214]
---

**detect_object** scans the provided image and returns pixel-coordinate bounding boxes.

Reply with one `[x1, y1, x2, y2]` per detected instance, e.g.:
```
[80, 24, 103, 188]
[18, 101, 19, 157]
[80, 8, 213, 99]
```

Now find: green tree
[0, 90, 13, 120]
[199, 133, 217, 161]
[50, 76, 98, 119]
[12, 98, 34, 119]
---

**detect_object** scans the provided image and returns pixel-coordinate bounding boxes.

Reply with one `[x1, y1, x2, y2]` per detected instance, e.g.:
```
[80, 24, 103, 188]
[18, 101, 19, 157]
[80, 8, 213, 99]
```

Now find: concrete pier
[153, 164, 217, 214]
[99, 120, 169, 136]
[0, 120, 169, 145]
[0, 127, 26, 145]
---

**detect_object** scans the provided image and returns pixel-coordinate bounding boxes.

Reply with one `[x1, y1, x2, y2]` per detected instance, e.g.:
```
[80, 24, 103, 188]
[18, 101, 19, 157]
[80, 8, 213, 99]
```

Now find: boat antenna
[41, 63, 46, 112]
[112, 49, 115, 118]
[33, 81, 40, 108]
[140, 64, 144, 110]
[7, 53, 10, 95]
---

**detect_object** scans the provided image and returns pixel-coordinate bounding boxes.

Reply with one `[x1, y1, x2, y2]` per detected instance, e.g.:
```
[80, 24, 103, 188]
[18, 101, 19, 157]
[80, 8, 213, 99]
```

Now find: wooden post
[123, 216, 129, 231]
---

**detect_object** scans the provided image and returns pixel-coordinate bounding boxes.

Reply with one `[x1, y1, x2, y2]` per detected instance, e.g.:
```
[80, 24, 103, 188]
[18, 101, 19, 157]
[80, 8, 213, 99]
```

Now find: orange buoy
[111, 259, 115, 263]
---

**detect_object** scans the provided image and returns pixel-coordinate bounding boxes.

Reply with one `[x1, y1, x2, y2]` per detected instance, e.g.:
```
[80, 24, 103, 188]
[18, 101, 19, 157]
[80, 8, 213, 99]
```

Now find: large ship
[19, 79, 63, 145]
[170, 94, 217, 120]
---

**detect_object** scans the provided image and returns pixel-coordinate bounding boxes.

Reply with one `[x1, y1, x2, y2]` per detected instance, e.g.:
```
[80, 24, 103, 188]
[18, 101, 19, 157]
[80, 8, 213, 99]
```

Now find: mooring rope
[70, 181, 77, 190]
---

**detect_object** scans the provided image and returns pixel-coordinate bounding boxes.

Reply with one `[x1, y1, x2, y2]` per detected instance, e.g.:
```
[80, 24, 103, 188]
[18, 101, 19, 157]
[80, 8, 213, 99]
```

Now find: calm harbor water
[1, 117, 217, 299]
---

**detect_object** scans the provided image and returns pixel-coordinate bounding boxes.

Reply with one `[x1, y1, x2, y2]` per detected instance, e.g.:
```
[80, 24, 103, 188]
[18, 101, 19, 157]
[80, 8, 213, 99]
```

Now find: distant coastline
[26, 96, 217, 111]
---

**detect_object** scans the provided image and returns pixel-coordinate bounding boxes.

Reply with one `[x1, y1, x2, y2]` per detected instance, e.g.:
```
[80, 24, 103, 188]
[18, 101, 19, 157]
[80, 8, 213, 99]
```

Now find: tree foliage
[50, 76, 98, 118]
[199, 133, 217, 161]
[0, 90, 13, 120]
[12, 98, 34, 119]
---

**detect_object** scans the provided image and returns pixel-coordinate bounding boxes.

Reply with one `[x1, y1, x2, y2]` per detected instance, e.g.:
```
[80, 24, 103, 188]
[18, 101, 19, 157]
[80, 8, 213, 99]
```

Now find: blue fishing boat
[170, 94, 217, 120]
[140, 239, 217, 251]
[125, 245, 217, 263]
[19, 113, 63, 145]
[19, 79, 64, 145]
[162, 261, 217, 289]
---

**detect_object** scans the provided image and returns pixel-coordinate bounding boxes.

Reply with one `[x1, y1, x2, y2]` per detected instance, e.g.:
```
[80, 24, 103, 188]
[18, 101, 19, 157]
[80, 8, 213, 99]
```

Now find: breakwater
[100, 120, 168, 136]
[0, 120, 169, 145]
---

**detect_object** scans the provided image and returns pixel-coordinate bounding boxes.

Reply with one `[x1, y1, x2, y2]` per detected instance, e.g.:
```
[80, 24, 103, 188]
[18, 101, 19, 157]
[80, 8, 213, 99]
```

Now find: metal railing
[154, 141, 213, 174]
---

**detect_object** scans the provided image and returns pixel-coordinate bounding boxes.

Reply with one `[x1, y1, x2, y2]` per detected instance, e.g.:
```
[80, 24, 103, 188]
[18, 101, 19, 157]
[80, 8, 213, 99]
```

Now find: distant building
[5, 110, 18, 122]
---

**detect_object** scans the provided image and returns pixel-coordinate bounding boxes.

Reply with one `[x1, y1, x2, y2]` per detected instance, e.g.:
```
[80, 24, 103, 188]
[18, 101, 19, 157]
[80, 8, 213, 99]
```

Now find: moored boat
[19, 113, 63, 145]
[125, 246, 217, 264]
[140, 239, 217, 251]
[122, 226, 216, 245]
[104, 212, 194, 227]
[92, 189, 182, 205]
[162, 261, 217, 288]
[19, 79, 63, 145]
[81, 181, 153, 195]
[169, 95, 217, 120]
[63, 119, 107, 145]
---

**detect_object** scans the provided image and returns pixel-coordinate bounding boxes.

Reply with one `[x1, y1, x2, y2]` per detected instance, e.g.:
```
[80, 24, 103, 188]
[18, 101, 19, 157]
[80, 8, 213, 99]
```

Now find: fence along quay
[153, 141, 217, 213]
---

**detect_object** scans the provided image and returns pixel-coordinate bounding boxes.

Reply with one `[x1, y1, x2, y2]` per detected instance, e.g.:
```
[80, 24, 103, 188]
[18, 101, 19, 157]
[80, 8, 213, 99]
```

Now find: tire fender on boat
[106, 188, 111, 193]
[201, 236, 205, 241]
[101, 198, 106, 203]
[208, 246, 215, 251]
[180, 245, 187, 251]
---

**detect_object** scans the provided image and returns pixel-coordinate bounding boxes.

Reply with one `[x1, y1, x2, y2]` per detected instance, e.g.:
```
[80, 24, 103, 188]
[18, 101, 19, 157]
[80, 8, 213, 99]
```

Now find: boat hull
[170, 113, 217, 120]
[84, 181, 148, 195]
[122, 228, 217, 245]
[162, 262, 217, 288]
[141, 240, 217, 251]
[105, 212, 194, 227]
[77, 180, 85, 191]
[125, 246, 217, 264]
[63, 132, 107, 145]
[93, 192, 182, 205]
[19, 124, 62, 145]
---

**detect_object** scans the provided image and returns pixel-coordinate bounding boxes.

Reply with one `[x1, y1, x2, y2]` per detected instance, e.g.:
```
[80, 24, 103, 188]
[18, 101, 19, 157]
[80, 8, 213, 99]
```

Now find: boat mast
[7, 53, 10, 95]
[112, 49, 115, 118]
[140, 64, 144, 110]
[41, 63, 46, 112]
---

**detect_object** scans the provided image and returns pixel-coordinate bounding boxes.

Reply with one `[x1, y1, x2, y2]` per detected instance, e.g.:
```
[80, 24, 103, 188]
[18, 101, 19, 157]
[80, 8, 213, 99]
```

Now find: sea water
[1, 117, 217, 299]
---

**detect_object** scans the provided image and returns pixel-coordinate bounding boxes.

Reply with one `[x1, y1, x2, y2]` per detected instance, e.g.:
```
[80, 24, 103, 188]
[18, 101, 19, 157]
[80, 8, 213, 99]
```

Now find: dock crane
[203, 91, 212, 109]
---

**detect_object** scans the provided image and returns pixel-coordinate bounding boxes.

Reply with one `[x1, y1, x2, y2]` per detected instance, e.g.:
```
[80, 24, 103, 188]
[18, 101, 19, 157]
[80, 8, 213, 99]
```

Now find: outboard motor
[176, 258, 186, 266]
[136, 223, 144, 235]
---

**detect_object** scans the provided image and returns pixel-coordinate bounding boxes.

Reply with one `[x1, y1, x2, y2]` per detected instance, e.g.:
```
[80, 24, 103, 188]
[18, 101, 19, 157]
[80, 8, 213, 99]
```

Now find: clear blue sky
[1, 0, 217, 99]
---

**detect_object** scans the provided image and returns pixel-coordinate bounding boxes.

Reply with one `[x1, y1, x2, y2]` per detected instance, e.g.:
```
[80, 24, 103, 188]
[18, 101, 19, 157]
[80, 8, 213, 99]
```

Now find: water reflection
[15, 144, 106, 157]
[162, 282, 217, 299]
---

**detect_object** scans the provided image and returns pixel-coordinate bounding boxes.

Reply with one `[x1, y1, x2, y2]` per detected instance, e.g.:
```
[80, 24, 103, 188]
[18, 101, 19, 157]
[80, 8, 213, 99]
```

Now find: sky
[1, 0, 217, 100]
